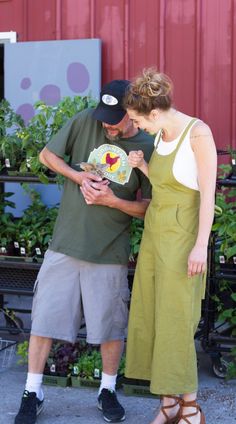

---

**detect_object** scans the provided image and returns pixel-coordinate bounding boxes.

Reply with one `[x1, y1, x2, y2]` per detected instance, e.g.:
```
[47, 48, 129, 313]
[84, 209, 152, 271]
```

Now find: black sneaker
[15, 390, 44, 424]
[98, 388, 125, 422]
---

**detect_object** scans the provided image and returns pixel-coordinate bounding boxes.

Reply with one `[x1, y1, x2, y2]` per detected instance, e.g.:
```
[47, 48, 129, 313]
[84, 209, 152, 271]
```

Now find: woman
[124, 68, 217, 424]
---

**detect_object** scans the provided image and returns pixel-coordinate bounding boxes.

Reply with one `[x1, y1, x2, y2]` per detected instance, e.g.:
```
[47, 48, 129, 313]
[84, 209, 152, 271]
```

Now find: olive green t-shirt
[46, 108, 154, 264]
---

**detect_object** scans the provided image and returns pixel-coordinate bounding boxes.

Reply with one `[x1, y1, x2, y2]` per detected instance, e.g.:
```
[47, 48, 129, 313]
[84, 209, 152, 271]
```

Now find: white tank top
[154, 120, 199, 191]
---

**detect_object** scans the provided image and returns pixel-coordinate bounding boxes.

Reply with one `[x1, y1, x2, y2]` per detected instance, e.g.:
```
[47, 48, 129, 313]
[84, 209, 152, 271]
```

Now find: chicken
[79, 162, 109, 178]
[105, 153, 120, 170]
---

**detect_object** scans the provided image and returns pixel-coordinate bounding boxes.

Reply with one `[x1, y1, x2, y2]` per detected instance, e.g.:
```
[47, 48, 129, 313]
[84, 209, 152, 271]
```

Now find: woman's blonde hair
[123, 68, 173, 114]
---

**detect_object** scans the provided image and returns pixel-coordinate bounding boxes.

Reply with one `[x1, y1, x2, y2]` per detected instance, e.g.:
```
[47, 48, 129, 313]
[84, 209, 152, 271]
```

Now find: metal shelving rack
[0, 174, 56, 334]
[200, 173, 236, 377]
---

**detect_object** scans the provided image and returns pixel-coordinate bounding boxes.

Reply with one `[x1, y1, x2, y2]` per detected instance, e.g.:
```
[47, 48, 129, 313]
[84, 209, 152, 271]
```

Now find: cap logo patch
[102, 94, 118, 106]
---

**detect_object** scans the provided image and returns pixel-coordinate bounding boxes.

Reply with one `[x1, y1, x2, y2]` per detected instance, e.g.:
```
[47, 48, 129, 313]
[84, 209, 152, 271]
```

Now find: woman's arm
[128, 150, 149, 177]
[187, 122, 217, 277]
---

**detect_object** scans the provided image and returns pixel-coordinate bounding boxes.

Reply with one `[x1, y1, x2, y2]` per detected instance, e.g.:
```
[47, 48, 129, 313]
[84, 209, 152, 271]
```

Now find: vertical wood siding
[0, 0, 235, 150]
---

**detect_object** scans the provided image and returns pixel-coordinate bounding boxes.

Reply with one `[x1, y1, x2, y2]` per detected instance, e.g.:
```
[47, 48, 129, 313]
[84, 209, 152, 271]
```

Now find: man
[15, 80, 153, 424]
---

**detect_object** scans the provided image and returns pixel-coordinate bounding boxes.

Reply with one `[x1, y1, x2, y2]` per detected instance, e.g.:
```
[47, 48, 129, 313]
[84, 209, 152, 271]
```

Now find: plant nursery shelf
[0, 263, 39, 295]
[0, 174, 56, 183]
[215, 271, 236, 282]
[216, 175, 236, 187]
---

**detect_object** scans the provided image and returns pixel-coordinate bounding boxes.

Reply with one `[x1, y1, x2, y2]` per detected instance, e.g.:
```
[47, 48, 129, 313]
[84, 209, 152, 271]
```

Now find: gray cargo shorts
[31, 250, 130, 344]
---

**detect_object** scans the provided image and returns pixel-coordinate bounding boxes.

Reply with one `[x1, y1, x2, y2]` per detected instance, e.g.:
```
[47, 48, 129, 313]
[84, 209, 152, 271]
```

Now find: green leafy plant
[44, 341, 87, 377]
[0, 100, 25, 172]
[118, 355, 126, 376]
[129, 218, 144, 263]
[18, 185, 58, 258]
[0, 95, 97, 181]
[71, 349, 102, 380]
[0, 186, 58, 260]
[16, 340, 29, 365]
[212, 190, 236, 263]
[211, 161, 236, 378]
[71, 349, 125, 380]
[0, 192, 16, 255]
[18, 96, 97, 183]
[226, 347, 236, 379]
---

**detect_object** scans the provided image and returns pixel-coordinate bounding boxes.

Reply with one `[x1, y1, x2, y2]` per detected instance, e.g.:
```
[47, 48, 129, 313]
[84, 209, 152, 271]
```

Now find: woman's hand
[128, 150, 145, 168]
[187, 244, 207, 277]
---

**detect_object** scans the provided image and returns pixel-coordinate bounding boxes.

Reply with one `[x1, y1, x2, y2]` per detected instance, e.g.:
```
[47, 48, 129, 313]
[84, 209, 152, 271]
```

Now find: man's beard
[103, 127, 123, 141]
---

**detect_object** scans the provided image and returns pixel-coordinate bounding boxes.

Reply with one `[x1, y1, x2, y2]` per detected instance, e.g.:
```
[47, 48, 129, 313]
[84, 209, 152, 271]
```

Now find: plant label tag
[26, 158, 31, 168]
[14, 242, 19, 248]
[20, 247, 26, 255]
[5, 158, 10, 168]
[232, 158, 236, 165]
[36, 248, 41, 255]
[233, 256, 236, 265]
[50, 364, 56, 373]
[94, 368, 100, 378]
[73, 366, 79, 375]
[219, 255, 225, 264]
[0, 247, 7, 253]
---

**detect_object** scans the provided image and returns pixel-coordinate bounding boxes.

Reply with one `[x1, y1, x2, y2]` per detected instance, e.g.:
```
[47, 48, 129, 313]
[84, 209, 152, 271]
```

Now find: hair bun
[123, 67, 173, 114]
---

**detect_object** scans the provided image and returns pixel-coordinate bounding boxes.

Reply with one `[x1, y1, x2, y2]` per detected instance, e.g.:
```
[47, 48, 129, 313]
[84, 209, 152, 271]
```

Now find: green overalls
[125, 119, 205, 394]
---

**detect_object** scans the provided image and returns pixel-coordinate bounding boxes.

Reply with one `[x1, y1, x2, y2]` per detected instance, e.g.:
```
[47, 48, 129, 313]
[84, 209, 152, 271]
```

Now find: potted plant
[71, 348, 103, 388]
[43, 341, 85, 387]
[210, 161, 236, 378]
[212, 164, 236, 270]
[32, 205, 59, 261]
[0, 192, 16, 258]
[16, 340, 29, 365]
[18, 96, 97, 183]
[15, 340, 87, 386]
[15, 185, 58, 261]
[71, 348, 125, 389]
[129, 217, 144, 266]
[0, 99, 25, 174]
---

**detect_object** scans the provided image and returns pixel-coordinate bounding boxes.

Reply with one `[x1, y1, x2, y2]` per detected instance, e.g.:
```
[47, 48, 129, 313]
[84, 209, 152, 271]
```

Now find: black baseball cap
[93, 80, 130, 125]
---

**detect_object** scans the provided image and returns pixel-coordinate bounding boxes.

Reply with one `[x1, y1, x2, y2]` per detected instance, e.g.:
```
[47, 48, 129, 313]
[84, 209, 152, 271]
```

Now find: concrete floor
[0, 295, 235, 423]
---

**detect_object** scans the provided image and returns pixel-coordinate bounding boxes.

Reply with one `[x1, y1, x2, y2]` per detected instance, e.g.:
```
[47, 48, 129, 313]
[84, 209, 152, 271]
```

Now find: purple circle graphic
[67, 62, 90, 93]
[21, 78, 31, 90]
[16, 104, 35, 124]
[39, 84, 61, 105]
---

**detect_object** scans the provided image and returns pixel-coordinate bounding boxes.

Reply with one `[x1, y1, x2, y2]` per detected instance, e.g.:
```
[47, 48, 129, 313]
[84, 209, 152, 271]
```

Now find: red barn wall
[0, 0, 235, 151]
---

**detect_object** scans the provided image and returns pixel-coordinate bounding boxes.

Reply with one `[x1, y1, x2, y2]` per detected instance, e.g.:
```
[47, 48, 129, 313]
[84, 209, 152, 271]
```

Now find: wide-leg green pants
[125, 199, 205, 394]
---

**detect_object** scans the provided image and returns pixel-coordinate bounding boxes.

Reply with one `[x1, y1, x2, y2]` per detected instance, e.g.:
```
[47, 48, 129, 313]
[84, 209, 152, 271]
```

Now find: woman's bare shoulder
[189, 120, 216, 153]
[191, 120, 213, 139]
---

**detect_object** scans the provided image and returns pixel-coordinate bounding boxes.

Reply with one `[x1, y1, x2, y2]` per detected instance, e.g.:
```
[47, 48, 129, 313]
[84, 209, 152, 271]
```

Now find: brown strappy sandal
[160, 395, 182, 424]
[178, 399, 205, 424]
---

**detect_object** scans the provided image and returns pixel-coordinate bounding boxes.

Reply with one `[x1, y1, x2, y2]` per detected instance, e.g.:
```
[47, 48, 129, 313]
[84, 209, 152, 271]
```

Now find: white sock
[25, 372, 44, 401]
[98, 372, 117, 395]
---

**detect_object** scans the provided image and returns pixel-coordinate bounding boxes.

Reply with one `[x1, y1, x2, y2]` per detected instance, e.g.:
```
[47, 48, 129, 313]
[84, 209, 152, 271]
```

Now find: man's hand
[74, 171, 104, 186]
[80, 180, 115, 206]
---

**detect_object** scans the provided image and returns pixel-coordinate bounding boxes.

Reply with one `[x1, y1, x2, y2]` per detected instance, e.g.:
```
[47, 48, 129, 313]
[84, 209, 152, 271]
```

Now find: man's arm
[80, 180, 150, 218]
[39, 147, 104, 185]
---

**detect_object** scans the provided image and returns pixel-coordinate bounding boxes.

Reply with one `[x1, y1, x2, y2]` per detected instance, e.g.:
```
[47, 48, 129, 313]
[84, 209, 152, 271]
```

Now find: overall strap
[154, 118, 198, 152]
[174, 118, 198, 155]
[154, 129, 162, 149]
